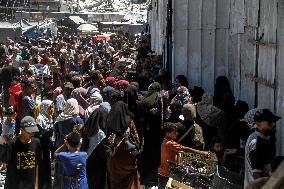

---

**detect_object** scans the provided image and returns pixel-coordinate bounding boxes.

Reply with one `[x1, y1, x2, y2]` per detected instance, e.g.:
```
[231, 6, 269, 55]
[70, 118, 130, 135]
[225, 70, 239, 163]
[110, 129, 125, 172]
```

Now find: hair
[90, 70, 101, 81]
[163, 122, 181, 134]
[210, 136, 222, 148]
[43, 75, 52, 82]
[176, 75, 189, 88]
[71, 75, 82, 88]
[65, 125, 82, 148]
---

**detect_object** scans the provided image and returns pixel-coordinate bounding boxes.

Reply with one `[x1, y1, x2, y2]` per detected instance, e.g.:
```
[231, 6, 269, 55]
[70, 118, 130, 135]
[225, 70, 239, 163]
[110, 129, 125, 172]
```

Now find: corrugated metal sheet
[149, 0, 284, 154]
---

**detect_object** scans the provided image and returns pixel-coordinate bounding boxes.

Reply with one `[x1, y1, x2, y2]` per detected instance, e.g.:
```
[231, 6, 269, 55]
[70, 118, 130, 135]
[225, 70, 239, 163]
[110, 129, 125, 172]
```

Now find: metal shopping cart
[168, 151, 218, 189]
[210, 166, 243, 189]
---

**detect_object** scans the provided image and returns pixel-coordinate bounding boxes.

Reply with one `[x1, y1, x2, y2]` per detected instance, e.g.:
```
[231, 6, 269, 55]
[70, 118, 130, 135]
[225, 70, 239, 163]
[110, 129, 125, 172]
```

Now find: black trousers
[158, 174, 169, 189]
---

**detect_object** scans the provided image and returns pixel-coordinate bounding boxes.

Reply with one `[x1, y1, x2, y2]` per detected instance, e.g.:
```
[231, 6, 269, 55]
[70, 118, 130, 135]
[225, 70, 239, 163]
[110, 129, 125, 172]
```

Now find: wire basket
[210, 166, 244, 189]
[177, 151, 218, 176]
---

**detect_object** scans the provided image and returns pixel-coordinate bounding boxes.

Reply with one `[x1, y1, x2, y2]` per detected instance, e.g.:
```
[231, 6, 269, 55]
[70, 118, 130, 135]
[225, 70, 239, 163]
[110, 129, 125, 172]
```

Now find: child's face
[7, 114, 16, 122]
[213, 143, 222, 152]
[166, 130, 178, 140]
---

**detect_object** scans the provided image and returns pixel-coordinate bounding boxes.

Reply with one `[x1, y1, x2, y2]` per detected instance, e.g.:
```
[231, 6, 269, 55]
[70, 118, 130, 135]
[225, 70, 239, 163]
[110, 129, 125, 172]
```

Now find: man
[4, 116, 42, 189]
[41, 75, 53, 101]
[22, 80, 36, 117]
[0, 58, 20, 110]
[244, 109, 281, 188]
[245, 156, 284, 189]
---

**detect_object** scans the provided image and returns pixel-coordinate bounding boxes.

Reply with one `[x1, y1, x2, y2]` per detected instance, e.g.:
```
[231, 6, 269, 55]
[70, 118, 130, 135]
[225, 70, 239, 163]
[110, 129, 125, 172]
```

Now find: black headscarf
[213, 76, 233, 108]
[82, 107, 108, 138]
[106, 101, 132, 137]
[124, 83, 138, 114]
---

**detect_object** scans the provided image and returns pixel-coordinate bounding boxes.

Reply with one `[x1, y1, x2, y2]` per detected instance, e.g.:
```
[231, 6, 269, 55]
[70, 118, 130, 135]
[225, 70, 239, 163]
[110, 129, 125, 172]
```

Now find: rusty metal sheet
[257, 0, 277, 110]
[228, 34, 241, 99]
[230, 0, 245, 35]
[245, 0, 259, 27]
[240, 27, 257, 108]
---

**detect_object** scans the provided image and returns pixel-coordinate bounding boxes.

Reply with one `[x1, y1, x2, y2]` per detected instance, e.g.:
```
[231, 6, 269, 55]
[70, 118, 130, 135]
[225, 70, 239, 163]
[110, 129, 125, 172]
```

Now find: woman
[139, 82, 163, 187]
[55, 130, 88, 189]
[106, 101, 141, 189]
[84, 92, 103, 121]
[36, 100, 54, 189]
[81, 107, 109, 189]
[169, 86, 191, 122]
[54, 98, 83, 148]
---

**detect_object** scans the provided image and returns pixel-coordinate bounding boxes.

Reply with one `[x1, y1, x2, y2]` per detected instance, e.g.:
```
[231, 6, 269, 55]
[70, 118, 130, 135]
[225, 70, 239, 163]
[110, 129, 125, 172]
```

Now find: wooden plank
[202, 0, 216, 29]
[216, 0, 231, 28]
[215, 29, 229, 78]
[188, 29, 202, 87]
[245, 0, 259, 27]
[230, 0, 245, 35]
[201, 29, 216, 94]
[257, 0, 277, 110]
[240, 27, 257, 108]
[275, 0, 284, 156]
[188, 0, 202, 29]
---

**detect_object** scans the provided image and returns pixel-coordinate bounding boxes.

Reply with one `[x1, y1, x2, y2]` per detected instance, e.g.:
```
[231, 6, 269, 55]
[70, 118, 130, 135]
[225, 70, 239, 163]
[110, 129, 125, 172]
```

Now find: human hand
[224, 149, 237, 155]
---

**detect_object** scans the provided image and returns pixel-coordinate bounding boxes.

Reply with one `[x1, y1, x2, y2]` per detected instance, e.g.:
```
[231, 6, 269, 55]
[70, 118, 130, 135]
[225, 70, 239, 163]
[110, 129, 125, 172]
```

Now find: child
[0, 107, 16, 144]
[211, 137, 237, 165]
[54, 128, 88, 189]
[158, 122, 209, 189]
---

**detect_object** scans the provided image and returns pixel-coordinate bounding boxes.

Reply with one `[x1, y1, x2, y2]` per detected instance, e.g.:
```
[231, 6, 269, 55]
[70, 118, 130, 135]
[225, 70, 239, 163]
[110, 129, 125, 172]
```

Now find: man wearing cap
[244, 109, 281, 188]
[4, 116, 42, 189]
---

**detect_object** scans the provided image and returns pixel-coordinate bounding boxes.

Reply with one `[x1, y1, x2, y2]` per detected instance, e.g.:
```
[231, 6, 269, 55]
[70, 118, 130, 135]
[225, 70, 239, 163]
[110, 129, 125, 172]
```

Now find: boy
[0, 107, 16, 144]
[4, 116, 42, 189]
[158, 122, 209, 189]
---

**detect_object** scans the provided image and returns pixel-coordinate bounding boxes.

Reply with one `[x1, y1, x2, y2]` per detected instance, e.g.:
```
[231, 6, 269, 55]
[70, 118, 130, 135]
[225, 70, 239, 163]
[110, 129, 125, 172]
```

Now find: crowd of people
[0, 31, 282, 189]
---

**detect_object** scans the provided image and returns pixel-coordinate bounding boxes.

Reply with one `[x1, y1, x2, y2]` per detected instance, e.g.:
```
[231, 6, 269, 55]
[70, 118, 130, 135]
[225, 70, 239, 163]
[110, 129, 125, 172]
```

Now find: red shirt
[8, 84, 21, 107]
[14, 91, 23, 120]
[158, 138, 182, 177]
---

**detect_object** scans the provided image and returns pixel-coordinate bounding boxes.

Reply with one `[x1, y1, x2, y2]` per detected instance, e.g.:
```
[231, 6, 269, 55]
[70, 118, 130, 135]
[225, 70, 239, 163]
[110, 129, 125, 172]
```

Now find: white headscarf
[85, 92, 103, 121]
[56, 98, 79, 123]
[36, 100, 53, 129]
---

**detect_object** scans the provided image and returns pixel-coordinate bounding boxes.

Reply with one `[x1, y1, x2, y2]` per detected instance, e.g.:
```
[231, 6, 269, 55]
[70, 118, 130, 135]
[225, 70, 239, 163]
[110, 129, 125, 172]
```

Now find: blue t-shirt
[56, 152, 88, 189]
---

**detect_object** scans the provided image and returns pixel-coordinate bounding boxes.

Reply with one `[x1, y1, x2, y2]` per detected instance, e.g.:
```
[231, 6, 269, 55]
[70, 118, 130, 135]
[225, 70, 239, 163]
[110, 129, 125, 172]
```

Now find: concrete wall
[149, 0, 284, 155]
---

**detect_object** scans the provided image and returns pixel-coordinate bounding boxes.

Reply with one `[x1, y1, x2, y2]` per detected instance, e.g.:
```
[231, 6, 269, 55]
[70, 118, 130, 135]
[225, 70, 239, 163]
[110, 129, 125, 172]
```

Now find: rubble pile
[81, 0, 150, 23]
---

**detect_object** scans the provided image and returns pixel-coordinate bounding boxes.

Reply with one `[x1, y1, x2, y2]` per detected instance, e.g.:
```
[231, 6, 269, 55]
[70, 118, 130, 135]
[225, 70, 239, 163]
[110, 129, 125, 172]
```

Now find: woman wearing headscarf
[124, 82, 139, 115]
[106, 101, 141, 189]
[84, 92, 103, 121]
[169, 86, 192, 122]
[81, 107, 109, 189]
[54, 98, 84, 148]
[196, 93, 228, 149]
[213, 76, 233, 109]
[178, 103, 204, 149]
[36, 100, 54, 189]
[138, 82, 163, 187]
[53, 98, 84, 189]
[71, 86, 90, 118]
